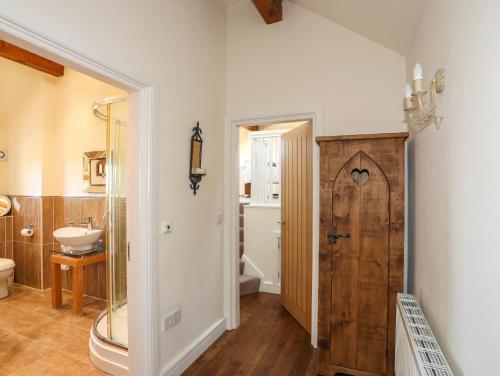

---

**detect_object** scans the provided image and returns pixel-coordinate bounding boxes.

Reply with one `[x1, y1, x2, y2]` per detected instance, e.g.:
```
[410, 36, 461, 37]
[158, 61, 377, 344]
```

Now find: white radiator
[395, 294, 454, 376]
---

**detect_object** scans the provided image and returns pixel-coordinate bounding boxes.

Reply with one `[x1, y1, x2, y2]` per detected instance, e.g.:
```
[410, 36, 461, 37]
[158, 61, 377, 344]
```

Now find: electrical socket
[162, 309, 181, 331]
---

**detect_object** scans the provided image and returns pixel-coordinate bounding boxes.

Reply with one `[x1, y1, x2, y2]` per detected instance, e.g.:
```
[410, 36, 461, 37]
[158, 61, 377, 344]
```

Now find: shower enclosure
[90, 96, 129, 374]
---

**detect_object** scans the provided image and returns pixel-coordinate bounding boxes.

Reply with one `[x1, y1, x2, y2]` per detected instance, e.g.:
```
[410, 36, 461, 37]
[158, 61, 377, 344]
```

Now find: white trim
[249, 129, 289, 138]
[241, 254, 265, 279]
[224, 107, 324, 347]
[246, 203, 280, 208]
[89, 332, 129, 376]
[159, 318, 226, 376]
[261, 281, 281, 294]
[0, 11, 157, 375]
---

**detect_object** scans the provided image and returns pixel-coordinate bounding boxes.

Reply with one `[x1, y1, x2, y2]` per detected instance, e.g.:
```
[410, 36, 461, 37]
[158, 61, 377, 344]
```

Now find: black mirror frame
[189, 121, 205, 195]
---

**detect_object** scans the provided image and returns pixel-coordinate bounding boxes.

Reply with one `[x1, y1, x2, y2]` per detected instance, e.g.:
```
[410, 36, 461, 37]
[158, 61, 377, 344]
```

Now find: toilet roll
[20, 228, 33, 237]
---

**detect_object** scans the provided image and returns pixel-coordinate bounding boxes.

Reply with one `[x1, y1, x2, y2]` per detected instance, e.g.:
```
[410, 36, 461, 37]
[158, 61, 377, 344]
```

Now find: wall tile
[5, 241, 13, 259]
[11, 196, 25, 243]
[42, 243, 53, 289]
[13, 241, 26, 285]
[41, 197, 54, 244]
[24, 197, 40, 244]
[0, 242, 4, 258]
[84, 264, 99, 298]
[5, 216, 12, 242]
[0, 217, 4, 243]
[98, 262, 107, 300]
[26, 243, 41, 289]
[6, 196, 108, 299]
[54, 197, 65, 230]
[63, 198, 81, 227]
[81, 198, 98, 229]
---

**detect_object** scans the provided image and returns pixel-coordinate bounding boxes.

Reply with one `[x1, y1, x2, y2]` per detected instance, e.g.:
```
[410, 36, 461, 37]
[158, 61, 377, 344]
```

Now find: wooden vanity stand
[50, 251, 106, 314]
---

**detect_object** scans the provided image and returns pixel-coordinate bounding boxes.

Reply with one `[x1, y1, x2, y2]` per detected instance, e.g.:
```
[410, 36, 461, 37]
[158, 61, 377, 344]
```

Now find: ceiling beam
[251, 0, 283, 24]
[0, 40, 64, 77]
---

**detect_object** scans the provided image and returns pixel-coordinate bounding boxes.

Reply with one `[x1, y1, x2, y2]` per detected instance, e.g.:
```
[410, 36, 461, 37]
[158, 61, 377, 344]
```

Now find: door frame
[223, 107, 324, 347]
[0, 12, 158, 375]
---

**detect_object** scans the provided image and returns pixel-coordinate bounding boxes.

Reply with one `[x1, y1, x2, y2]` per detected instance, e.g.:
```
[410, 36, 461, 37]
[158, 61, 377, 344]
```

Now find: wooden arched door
[330, 151, 390, 375]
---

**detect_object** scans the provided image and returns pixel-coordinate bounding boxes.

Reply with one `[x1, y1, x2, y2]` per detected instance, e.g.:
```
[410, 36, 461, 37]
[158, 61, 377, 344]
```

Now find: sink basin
[54, 227, 103, 252]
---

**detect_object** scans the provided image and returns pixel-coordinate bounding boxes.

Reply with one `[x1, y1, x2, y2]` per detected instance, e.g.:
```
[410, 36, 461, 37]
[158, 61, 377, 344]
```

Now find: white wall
[409, 1, 500, 374]
[226, 1, 407, 135]
[243, 205, 280, 287]
[0, 0, 227, 374]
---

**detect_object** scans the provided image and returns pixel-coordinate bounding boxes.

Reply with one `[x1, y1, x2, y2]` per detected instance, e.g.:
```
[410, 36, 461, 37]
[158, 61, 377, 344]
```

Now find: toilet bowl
[0, 258, 15, 299]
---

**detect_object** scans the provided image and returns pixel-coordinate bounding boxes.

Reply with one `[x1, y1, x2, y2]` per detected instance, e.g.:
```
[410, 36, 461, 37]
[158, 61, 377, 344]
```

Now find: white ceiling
[222, 0, 425, 56]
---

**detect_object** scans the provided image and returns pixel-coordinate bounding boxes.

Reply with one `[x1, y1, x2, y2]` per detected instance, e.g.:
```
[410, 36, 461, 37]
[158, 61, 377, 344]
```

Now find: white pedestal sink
[54, 227, 103, 255]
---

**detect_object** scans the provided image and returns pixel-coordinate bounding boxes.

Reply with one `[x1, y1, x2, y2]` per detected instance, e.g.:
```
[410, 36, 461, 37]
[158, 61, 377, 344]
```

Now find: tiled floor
[0, 284, 109, 376]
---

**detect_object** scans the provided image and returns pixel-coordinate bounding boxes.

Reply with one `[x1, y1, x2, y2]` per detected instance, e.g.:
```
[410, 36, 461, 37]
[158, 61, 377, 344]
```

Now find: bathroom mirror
[83, 151, 107, 193]
[189, 122, 206, 195]
[0, 196, 11, 216]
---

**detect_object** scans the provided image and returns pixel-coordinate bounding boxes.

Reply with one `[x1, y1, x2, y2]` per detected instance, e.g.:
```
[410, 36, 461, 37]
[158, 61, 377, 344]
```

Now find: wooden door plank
[0, 40, 64, 77]
[281, 123, 312, 333]
[330, 153, 361, 368]
[318, 136, 406, 376]
[356, 153, 390, 374]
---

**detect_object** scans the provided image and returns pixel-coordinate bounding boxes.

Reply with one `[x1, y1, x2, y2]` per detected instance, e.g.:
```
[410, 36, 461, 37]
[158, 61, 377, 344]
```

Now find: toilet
[0, 258, 15, 299]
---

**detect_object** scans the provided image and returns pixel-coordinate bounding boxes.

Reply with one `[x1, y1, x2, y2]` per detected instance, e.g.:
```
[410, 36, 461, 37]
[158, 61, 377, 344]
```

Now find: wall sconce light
[404, 64, 445, 132]
[189, 121, 206, 195]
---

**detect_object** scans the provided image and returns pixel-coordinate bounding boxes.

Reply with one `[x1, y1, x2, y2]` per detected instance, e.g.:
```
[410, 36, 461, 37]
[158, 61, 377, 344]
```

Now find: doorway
[226, 109, 323, 345]
[0, 17, 156, 374]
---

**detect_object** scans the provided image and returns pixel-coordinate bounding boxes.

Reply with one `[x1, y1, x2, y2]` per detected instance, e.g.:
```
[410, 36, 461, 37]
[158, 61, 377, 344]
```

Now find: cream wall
[0, 1, 226, 374]
[243, 205, 280, 288]
[0, 57, 45, 196]
[0, 57, 125, 196]
[409, 1, 500, 374]
[226, 1, 407, 135]
[42, 68, 126, 196]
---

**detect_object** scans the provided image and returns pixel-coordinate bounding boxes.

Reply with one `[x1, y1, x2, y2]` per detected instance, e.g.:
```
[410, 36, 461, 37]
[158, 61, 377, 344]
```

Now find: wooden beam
[244, 125, 260, 132]
[251, 0, 283, 24]
[0, 40, 64, 77]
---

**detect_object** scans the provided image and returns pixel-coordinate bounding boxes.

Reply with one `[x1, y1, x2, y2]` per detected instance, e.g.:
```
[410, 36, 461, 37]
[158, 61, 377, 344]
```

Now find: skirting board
[159, 318, 226, 376]
[261, 282, 280, 294]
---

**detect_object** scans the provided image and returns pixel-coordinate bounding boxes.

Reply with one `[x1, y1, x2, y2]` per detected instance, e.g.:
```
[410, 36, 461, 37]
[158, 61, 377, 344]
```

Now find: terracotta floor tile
[70, 362, 109, 376]
[0, 285, 109, 375]
[0, 335, 55, 373]
[12, 351, 81, 376]
[60, 333, 91, 364]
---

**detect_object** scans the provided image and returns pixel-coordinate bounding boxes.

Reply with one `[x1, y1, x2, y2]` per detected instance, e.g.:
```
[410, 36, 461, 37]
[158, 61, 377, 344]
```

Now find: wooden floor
[184, 293, 316, 376]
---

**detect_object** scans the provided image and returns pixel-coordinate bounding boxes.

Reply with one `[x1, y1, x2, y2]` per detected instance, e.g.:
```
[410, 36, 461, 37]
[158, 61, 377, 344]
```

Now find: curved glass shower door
[105, 98, 128, 348]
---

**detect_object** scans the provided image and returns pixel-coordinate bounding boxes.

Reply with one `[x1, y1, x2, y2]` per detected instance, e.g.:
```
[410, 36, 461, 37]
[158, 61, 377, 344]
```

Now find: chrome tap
[83, 217, 92, 230]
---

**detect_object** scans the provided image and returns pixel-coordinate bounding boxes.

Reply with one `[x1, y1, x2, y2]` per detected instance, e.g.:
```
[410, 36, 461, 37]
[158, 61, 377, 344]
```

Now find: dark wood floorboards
[183, 293, 316, 376]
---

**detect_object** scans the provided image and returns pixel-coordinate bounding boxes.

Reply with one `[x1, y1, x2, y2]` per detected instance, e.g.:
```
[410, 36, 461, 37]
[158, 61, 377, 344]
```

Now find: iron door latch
[328, 227, 351, 244]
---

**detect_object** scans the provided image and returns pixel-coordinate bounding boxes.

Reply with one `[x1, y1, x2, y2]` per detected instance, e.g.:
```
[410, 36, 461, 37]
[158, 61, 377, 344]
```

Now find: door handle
[328, 227, 351, 244]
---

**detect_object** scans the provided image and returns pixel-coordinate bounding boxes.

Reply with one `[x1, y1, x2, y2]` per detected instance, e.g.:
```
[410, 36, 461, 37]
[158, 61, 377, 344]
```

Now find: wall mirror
[83, 151, 106, 193]
[189, 122, 206, 195]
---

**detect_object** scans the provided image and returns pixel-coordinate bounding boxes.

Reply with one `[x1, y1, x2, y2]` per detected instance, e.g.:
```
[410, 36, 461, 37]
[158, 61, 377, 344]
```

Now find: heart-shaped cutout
[351, 169, 369, 187]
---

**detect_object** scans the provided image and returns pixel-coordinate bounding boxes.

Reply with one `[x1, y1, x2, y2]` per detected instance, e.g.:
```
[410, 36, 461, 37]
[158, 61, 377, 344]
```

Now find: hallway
[184, 293, 315, 375]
